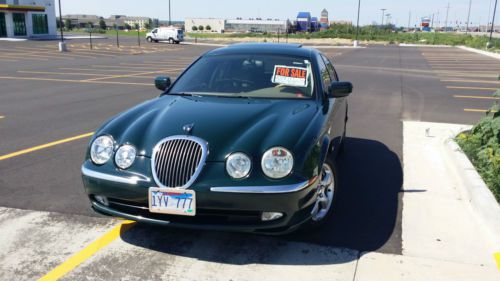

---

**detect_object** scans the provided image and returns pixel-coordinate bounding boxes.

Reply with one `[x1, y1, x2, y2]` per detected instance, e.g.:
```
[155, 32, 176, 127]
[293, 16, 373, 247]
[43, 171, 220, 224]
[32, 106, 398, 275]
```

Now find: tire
[169, 38, 174, 44]
[306, 156, 338, 229]
[146, 37, 153, 43]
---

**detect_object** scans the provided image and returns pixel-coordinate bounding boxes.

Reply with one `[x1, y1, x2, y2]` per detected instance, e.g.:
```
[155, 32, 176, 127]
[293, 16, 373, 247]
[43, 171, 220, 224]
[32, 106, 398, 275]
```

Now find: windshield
[169, 54, 314, 99]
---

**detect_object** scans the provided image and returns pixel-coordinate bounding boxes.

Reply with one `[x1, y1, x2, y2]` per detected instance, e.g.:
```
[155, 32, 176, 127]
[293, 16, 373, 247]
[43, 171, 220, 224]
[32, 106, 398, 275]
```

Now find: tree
[192, 26, 198, 31]
[206, 25, 211, 31]
[124, 23, 131, 30]
[64, 18, 72, 30]
[134, 23, 140, 30]
[112, 23, 117, 30]
[99, 19, 107, 30]
[198, 25, 204, 31]
[145, 19, 152, 30]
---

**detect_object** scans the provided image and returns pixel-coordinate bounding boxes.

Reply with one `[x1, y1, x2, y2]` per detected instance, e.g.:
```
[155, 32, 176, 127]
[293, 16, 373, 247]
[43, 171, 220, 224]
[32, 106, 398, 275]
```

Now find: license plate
[148, 187, 196, 216]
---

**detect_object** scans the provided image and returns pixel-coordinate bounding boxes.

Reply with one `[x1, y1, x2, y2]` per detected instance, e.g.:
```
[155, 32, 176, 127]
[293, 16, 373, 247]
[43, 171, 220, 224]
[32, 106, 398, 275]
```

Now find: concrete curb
[443, 135, 500, 247]
[399, 43, 451, 47]
[458, 46, 500, 60]
[182, 41, 228, 47]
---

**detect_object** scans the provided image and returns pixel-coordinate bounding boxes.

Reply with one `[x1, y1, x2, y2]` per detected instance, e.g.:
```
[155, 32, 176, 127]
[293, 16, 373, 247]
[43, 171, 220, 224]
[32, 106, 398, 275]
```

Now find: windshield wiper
[168, 92, 203, 98]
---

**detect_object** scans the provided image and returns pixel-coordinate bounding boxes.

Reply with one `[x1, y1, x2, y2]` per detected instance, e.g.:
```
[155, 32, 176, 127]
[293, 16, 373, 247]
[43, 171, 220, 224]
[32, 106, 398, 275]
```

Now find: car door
[323, 55, 347, 144]
[318, 54, 345, 155]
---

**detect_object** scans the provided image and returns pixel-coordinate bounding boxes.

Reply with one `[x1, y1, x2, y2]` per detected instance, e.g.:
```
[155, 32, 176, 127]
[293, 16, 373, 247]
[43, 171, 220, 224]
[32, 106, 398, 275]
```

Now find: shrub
[456, 89, 500, 203]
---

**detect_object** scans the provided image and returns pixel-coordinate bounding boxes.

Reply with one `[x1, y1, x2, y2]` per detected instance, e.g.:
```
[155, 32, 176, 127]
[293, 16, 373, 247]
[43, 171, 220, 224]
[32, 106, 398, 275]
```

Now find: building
[225, 18, 289, 33]
[0, 0, 56, 38]
[63, 14, 100, 28]
[320, 9, 329, 30]
[310, 17, 318, 32]
[296, 12, 311, 32]
[62, 14, 153, 30]
[185, 18, 225, 33]
[123, 16, 150, 30]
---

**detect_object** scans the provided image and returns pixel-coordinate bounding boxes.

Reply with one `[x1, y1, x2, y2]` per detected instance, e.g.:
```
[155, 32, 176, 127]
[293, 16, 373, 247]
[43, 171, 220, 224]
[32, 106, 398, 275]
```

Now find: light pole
[57, 0, 66, 51]
[169, 0, 171, 26]
[355, 0, 361, 47]
[466, 0, 472, 34]
[381, 8, 386, 26]
[488, 0, 498, 48]
[444, 3, 450, 32]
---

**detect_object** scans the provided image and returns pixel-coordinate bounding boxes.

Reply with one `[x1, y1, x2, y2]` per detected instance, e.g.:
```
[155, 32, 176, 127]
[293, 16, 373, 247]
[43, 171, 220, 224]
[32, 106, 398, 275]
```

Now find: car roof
[205, 43, 318, 58]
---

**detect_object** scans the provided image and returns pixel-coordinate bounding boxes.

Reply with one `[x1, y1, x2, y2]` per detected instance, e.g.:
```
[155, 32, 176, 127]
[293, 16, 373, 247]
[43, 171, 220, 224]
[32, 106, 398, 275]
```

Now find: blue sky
[62, 0, 497, 27]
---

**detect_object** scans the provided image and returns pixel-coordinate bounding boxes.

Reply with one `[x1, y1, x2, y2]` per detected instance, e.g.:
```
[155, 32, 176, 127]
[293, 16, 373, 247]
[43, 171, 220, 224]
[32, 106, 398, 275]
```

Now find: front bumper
[81, 160, 319, 234]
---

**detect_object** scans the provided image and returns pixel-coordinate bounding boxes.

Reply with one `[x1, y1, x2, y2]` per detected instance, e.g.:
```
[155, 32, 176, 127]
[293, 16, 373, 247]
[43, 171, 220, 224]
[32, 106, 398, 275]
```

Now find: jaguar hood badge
[183, 123, 195, 134]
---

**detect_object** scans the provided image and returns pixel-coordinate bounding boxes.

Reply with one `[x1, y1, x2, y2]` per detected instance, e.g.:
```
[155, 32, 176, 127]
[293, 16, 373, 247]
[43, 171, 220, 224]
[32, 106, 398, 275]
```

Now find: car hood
[97, 95, 320, 162]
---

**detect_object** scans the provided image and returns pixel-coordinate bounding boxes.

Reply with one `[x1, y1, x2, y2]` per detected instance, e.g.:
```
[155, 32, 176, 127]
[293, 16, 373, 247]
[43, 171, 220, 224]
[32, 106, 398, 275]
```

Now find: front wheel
[146, 37, 153, 43]
[169, 38, 174, 44]
[307, 156, 338, 228]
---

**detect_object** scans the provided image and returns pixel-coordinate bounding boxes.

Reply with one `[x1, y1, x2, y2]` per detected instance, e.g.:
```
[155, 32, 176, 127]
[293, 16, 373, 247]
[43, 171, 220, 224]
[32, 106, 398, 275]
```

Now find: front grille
[152, 136, 207, 188]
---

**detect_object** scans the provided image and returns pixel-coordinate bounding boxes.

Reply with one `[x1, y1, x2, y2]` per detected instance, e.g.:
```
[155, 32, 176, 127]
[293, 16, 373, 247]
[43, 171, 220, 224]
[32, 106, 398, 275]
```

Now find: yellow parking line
[59, 67, 152, 73]
[464, 108, 496, 113]
[494, 253, 500, 270]
[441, 79, 500, 85]
[18, 71, 116, 77]
[0, 132, 93, 161]
[82, 69, 171, 82]
[38, 220, 136, 281]
[454, 95, 500, 100]
[447, 86, 498, 91]
[0, 76, 150, 86]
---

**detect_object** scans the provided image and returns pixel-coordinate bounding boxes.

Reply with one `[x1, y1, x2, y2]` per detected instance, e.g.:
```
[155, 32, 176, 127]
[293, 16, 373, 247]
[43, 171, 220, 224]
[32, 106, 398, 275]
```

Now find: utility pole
[169, 0, 171, 26]
[381, 8, 386, 26]
[488, 0, 498, 48]
[444, 3, 450, 32]
[355, 0, 361, 46]
[466, 0, 472, 34]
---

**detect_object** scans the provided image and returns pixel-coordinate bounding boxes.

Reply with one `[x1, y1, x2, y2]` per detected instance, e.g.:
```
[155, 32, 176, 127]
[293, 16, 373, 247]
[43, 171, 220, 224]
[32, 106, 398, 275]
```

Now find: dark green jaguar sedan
[81, 43, 352, 234]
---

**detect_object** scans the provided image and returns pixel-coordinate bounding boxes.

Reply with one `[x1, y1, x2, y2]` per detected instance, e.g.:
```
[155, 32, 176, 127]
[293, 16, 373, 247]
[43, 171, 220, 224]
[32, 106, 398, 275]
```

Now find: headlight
[90, 135, 114, 165]
[261, 147, 293, 179]
[226, 152, 252, 179]
[115, 144, 137, 169]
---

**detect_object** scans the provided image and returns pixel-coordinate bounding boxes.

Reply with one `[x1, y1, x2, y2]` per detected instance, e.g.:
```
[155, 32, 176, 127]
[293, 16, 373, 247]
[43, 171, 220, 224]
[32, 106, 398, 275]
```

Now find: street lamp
[169, 0, 171, 26]
[57, 0, 66, 51]
[381, 8, 386, 26]
[488, 0, 498, 48]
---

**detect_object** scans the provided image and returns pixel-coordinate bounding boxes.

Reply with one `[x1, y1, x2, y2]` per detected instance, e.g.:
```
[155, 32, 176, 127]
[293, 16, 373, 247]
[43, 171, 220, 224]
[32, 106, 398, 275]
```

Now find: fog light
[261, 212, 283, 221]
[95, 195, 109, 206]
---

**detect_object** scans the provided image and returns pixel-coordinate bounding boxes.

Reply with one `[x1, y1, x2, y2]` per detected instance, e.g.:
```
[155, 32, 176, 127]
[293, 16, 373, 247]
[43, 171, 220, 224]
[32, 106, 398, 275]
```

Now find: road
[0, 38, 498, 280]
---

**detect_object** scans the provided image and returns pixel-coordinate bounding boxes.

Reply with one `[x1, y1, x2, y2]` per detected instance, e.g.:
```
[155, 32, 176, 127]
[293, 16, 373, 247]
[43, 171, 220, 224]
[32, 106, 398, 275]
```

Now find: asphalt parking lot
[0, 38, 498, 280]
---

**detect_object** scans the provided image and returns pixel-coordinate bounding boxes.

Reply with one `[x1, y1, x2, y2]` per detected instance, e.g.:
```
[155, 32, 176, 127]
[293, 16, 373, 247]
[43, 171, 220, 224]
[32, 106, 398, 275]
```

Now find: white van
[146, 27, 184, 44]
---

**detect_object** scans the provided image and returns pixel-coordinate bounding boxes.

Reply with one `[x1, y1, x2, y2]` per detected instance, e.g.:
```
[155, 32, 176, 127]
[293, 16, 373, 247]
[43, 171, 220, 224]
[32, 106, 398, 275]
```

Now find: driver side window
[317, 55, 332, 97]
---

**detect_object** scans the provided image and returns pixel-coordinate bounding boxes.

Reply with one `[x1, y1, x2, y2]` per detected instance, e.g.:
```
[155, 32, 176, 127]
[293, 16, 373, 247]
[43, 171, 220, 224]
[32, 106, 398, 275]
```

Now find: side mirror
[155, 76, 171, 91]
[329, 81, 352, 98]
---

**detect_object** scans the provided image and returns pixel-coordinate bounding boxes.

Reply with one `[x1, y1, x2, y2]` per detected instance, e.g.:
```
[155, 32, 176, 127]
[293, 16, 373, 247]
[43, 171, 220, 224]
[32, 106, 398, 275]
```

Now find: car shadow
[285, 137, 403, 253]
[120, 137, 402, 265]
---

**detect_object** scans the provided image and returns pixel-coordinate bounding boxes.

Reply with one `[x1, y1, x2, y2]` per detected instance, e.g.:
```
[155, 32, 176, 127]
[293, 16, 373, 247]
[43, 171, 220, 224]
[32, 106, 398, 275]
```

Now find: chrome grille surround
[151, 135, 208, 189]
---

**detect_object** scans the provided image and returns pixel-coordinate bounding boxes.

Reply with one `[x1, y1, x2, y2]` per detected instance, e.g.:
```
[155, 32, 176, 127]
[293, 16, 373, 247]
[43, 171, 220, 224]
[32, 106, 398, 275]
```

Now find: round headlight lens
[115, 144, 137, 169]
[90, 136, 114, 165]
[261, 147, 294, 179]
[226, 152, 252, 179]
